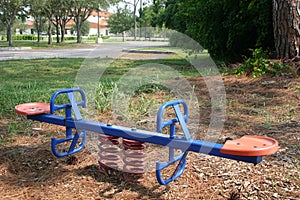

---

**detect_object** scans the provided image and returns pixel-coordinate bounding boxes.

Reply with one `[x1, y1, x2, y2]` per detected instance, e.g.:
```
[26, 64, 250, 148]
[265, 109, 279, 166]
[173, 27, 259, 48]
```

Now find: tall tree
[150, 0, 165, 27]
[161, 0, 274, 62]
[273, 0, 300, 59]
[58, 1, 72, 43]
[133, 0, 138, 40]
[161, 0, 185, 32]
[29, 0, 47, 43]
[0, 0, 27, 46]
[108, 6, 133, 41]
[124, 0, 140, 40]
[42, 0, 56, 45]
[70, 0, 119, 43]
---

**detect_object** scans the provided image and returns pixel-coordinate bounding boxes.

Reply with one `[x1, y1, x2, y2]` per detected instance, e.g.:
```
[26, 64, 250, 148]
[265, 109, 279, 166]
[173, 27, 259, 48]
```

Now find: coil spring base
[122, 139, 146, 182]
[98, 134, 121, 175]
[98, 135, 147, 182]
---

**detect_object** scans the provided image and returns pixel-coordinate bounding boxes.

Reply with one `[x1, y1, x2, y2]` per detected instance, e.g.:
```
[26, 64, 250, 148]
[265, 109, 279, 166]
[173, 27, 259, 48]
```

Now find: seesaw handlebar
[156, 151, 188, 185]
[156, 99, 188, 133]
[50, 88, 86, 114]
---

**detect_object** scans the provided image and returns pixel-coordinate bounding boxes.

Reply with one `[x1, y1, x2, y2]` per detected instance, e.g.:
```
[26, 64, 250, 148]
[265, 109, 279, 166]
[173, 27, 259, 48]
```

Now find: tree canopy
[157, 0, 274, 62]
[108, 5, 133, 41]
[0, 0, 28, 46]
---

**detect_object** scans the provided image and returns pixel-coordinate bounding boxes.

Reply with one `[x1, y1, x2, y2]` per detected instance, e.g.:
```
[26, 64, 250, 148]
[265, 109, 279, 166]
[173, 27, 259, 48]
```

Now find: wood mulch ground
[0, 65, 299, 199]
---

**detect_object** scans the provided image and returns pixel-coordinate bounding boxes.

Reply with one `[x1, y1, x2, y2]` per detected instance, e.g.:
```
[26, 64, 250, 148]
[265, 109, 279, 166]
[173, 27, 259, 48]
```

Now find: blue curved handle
[51, 131, 86, 157]
[155, 100, 191, 184]
[156, 151, 188, 185]
[157, 100, 188, 132]
[50, 88, 86, 114]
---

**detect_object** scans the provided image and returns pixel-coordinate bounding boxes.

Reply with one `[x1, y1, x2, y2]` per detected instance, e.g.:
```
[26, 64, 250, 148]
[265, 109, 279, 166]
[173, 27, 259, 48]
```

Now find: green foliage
[94, 80, 116, 113]
[101, 35, 110, 40]
[12, 34, 37, 40]
[86, 35, 110, 41]
[141, 0, 165, 28]
[64, 36, 77, 41]
[71, 21, 90, 36]
[160, 0, 185, 31]
[108, 6, 134, 34]
[0, 0, 28, 46]
[234, 48, 291, 77]
[160, 0, 274, 62]
[136, 83, 169, 94]
[81, 21, 90, 36]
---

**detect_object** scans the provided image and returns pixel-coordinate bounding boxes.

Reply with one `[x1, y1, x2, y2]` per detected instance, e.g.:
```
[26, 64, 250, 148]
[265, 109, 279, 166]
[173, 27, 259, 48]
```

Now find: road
[0, 41, 169, 60]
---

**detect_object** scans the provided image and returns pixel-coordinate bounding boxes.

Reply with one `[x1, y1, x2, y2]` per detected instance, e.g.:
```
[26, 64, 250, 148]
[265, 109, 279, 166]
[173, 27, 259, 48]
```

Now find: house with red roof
[23, 10, 112, 37]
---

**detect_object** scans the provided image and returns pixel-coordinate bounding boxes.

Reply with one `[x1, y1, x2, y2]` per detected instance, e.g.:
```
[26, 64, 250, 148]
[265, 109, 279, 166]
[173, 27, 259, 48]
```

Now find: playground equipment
[15, 88, 278, 185]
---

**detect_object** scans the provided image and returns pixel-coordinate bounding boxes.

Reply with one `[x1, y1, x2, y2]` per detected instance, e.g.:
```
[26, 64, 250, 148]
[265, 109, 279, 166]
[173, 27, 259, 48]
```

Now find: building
[23, 10, 112, 36]
[88, 10, 111, 36]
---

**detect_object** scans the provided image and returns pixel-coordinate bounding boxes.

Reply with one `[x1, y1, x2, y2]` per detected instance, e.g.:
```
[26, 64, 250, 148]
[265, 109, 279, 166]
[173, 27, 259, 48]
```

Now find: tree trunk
[76, 21, 82, 43]
[273, 0, 300, 59]
[7, 24, 13, 47]
[35, 16, 42, 43]
[55, 16, 60, 44]
[133, 0, 137, 41]
[48, 21, 53, 45]
[37, 19, 41, 43]
[37, 31, 41, 43]
[61, 22, 66, 43]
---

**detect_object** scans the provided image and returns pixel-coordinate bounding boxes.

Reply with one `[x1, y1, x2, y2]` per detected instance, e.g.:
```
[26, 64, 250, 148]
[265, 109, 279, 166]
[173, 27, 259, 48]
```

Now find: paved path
[0, 41, 169, 60]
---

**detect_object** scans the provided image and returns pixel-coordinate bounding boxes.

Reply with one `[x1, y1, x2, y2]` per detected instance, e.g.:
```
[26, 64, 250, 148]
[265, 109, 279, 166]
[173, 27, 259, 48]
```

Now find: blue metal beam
[28, 114, 262, 164]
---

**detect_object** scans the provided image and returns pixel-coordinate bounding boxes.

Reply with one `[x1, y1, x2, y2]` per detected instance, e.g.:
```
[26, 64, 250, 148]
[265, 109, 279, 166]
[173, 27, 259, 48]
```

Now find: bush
[12, 34, 37, 40]
[87, 35, 98, 41]
[64, 36, 77, 41]
[234, 48, 291, 77]
[101, 35, 110, 40]
[164, 0, 274, 62]
[86, 35, 110, 41]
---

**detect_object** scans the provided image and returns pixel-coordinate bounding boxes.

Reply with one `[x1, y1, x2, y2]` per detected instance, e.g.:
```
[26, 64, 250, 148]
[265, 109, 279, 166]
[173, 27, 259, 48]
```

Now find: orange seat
[15, 103, 50, 116]
[220, 135, 278, 156]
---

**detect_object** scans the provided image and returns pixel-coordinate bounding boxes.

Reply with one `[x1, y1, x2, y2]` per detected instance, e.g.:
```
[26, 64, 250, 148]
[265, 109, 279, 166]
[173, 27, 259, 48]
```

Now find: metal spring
[98, 134, 121, 175]
[122, 139, 146, 182]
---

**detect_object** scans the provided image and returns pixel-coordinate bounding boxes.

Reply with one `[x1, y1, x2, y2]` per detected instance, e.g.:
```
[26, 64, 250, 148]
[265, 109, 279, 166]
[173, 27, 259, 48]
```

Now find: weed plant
[234, 48, 292, 77]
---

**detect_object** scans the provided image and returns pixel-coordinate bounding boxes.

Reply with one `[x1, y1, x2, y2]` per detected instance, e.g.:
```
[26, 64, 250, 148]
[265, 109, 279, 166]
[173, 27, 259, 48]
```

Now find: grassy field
[0, 56, 194, 135]
[0, 37, 148, 48]
[0, 38, 114, 48]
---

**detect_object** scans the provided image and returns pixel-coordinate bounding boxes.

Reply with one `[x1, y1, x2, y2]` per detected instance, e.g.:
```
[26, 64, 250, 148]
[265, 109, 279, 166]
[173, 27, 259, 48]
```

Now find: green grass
[0, 39, 100, 49]
[0, 58, 83, 116]
[0, 52, 212, 144]
[0, 56, 197, 117]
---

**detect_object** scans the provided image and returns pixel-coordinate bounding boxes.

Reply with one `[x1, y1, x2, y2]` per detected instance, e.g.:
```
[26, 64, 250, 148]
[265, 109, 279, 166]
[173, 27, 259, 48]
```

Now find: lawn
[0, 53, 299, 199]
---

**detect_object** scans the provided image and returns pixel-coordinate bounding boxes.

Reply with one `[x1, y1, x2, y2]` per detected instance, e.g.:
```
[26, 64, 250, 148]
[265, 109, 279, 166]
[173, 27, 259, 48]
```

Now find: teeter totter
[15, 88, 278, 185]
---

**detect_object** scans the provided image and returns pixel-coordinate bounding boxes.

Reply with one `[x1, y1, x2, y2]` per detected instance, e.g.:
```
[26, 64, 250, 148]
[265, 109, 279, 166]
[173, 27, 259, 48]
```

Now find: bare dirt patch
[0, 75, 299, 199]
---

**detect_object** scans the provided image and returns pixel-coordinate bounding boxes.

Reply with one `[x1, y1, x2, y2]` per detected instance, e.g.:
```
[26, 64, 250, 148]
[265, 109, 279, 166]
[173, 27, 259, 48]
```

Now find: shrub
[87, 35, 98, 41]
[12, 34, 37, 40]
[64, 36, 76, 41]
[101, 35, 110, 40]
[234, 48, 291, 77]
